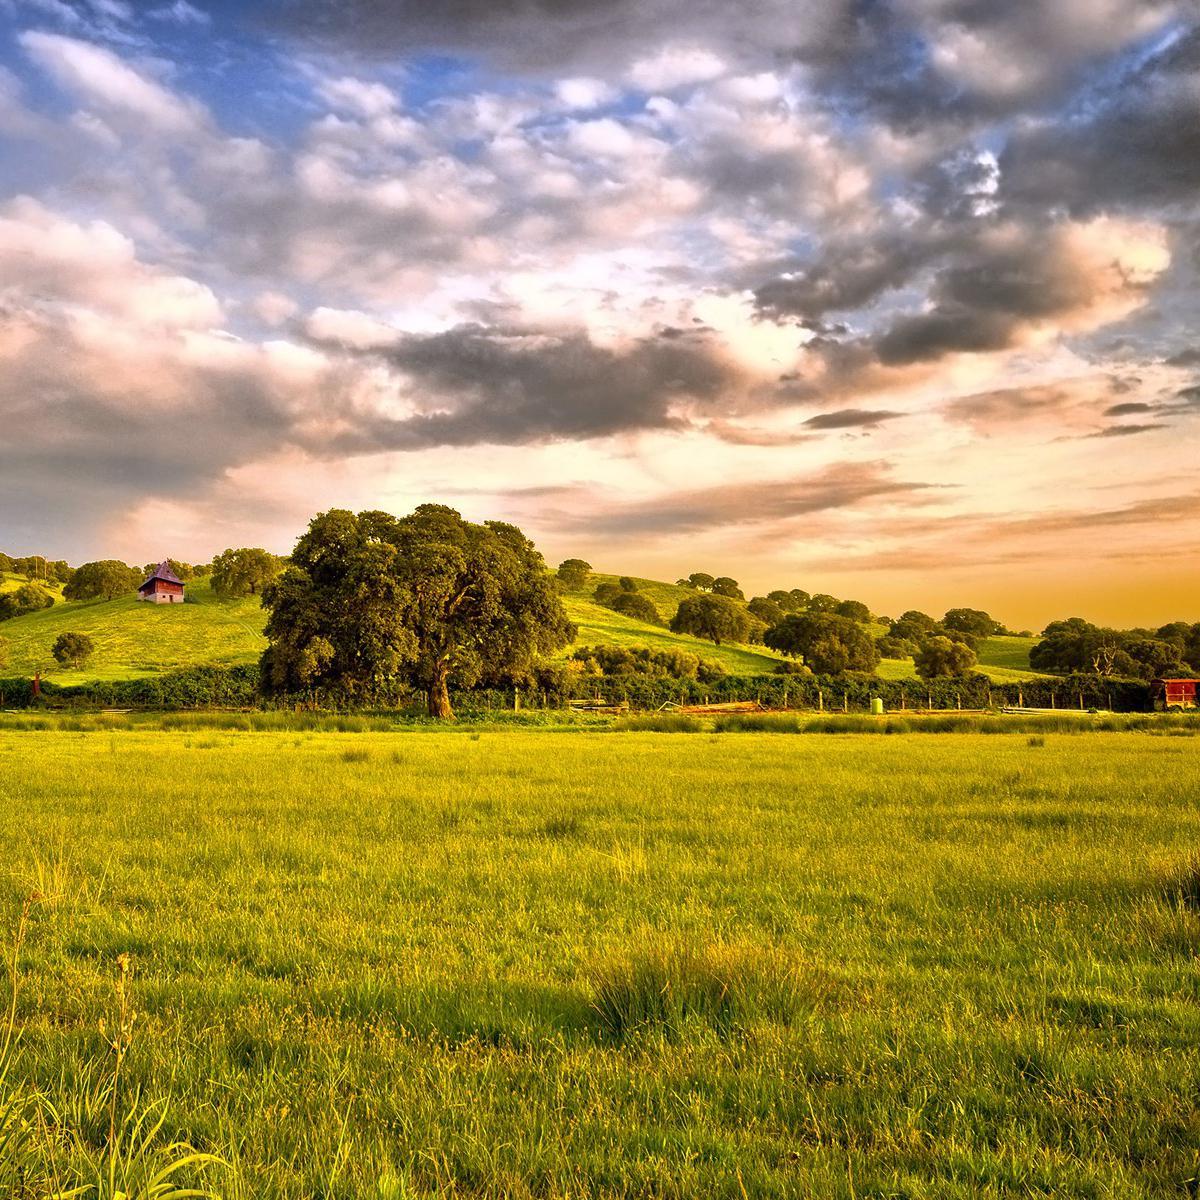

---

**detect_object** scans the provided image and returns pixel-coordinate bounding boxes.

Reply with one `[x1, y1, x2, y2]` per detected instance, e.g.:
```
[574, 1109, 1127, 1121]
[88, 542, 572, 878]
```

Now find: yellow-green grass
[0, 575, 265, 683]
[0, 570, 64, 598]
[1, 729, 1198, 1196]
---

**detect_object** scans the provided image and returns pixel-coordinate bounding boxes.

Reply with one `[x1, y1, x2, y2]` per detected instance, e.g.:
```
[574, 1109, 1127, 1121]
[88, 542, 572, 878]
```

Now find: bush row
[0, 665, 1154, 712]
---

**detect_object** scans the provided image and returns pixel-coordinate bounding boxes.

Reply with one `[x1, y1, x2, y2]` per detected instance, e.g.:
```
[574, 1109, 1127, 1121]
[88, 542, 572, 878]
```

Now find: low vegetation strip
[1, 730, 1199, 1195]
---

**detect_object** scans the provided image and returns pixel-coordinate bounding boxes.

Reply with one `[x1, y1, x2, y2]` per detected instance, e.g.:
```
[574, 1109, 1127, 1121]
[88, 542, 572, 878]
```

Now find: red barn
[138, 561, 185, 604]
[1152, 678, 1198, 709]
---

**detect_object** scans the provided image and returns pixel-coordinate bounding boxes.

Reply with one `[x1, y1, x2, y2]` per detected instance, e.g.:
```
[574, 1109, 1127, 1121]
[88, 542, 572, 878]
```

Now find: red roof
[139, 561, 184, 590]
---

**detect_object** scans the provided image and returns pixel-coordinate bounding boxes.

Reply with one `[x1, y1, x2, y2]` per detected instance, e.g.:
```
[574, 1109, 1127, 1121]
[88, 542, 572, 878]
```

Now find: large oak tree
[261, 506, 573, 717]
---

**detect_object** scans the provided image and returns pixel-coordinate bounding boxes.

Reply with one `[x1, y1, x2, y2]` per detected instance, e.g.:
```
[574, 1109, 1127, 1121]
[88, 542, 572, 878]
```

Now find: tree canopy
[669, 594, 752, 645]
[52, 631, 95, 668]
[556, 558, 592, 588]
[914, 635, 977, 679]
[711, 576, 744, 599]
[261, 506, 574, 717]
[943, 607, 1001, 638]
[64, 560, 140, 601]
[763, 613, 881, 675]
[211, 548, 284, 598]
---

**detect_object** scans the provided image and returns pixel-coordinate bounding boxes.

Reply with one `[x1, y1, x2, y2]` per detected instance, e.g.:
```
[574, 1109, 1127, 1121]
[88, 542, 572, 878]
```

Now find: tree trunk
[427, 668, 454, 719]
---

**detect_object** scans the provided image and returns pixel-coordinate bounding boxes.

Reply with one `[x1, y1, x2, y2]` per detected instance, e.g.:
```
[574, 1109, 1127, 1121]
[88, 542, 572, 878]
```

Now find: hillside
[0, 575, 265, 683]
[0, 568, 1047, 685]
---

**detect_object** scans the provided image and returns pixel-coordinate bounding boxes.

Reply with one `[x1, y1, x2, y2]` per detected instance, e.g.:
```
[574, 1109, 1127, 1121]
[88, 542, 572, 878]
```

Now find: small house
[1152, 678, 1198, 709]
[138, 561, 185, 604]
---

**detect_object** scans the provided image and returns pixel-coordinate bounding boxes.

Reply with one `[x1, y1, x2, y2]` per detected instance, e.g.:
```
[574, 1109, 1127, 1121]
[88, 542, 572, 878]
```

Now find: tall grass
[1, 728, 1199, 1195]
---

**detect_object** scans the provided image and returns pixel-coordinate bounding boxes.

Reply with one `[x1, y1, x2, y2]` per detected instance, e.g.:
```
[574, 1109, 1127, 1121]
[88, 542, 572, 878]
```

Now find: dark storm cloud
[548, 462, 934, 536]
[871, 226, 1100, 366]
[309, 323, 739, 450]
[1104, 401, 1157, 417]
[1084, 423, 1167, 438]
[802, 408, 904, 430]
[1000, 25, 1200, 213]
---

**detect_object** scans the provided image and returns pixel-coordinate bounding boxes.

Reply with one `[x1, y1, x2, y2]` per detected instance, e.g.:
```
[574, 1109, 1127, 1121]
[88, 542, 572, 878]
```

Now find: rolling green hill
[0, 568, 1047, 685]
[0, 575, 265, 683]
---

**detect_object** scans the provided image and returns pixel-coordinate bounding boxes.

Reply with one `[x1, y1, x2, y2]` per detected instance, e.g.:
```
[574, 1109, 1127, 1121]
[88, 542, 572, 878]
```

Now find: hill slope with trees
[0, 565, 1047, 687]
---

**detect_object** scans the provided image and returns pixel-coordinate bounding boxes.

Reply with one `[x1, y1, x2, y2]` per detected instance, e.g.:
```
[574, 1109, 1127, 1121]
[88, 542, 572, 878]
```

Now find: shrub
[618, 576, 638, 592]
[611, 592, 660, 624]
[52, 631, 95, 668]
[0, 582, 56, 621]
[593, 581, 623, 606]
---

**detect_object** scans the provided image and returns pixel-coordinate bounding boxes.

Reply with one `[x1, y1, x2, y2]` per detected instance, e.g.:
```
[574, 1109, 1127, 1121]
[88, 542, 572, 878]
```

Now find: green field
[0, 570, 1047, 686]
[2, 727, 1198, 1196]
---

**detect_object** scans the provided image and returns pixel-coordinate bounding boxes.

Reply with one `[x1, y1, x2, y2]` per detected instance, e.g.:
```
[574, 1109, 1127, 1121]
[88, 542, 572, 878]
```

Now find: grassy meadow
[2, 725, 1199, 1196]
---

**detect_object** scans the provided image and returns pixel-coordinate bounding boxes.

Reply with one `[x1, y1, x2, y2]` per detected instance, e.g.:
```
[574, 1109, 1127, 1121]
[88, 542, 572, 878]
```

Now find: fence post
[842, 692, 848, 713]
[783, 686, 788, 710]
[1050, 691, 1056, 709]
[1017, 688, 1023, 708]
[514, 687, 521, 712]
[818, 688, 824, 712]
[927, 690, 932, 710]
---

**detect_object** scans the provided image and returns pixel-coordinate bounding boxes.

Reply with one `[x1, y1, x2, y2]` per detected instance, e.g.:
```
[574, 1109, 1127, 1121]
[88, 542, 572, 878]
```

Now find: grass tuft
[612, 714, 703, 733]
[588, 942, 818, 1040]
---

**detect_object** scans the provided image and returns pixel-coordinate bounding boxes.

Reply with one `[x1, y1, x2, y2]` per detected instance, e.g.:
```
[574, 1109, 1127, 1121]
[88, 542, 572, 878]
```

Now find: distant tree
[48, 561, 72, 584]
[52, 631, 94, 669]
[593, 581, 624, 607]
[763, 613, 880, 675]
[211, 548, 283, 598]
[748, 597, 785, 626]
[914, 636, 977, 679]
[942, 608, 1001, 638]
[766, 590, 801, 613]
[788, 589, 811, 610]
[835, 599, 871, 623]
[681, 572, 716, 592]
[0, 583, 56, 621]
[806, 593, 839, 614]
[877, 635, 918, 660]
[618, 576, 638, 592]
[670, 594, 751, 645]
[64, 561, 140, 602]
[1125, 638, 1190, 679]
[892, 610, 937, 642]
[556, 558, 592, 588]
[0, 552, 11, 574]
[261, 506, 573, 718]
[711, 576, 744, 599]
[611, 592, 660, 624]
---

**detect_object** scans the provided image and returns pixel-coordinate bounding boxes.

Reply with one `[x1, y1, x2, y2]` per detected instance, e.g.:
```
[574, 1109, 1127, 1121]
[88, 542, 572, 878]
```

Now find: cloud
[872, 218, 1169, 366]
[19, 31, 209, 135]
[306, 322, 742, 449]
[802, 408, 904, 430]
[549, 462, 934, 536]
[1001, 25, 1200, 212]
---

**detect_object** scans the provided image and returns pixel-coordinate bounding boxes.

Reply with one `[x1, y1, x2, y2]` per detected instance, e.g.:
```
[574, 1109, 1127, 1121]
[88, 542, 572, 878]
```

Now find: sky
[0, 0, 1198, 628]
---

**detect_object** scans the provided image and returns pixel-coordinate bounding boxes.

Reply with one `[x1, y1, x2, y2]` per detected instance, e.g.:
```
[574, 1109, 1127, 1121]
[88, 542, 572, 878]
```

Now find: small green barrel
[870, 697, 884, 715]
